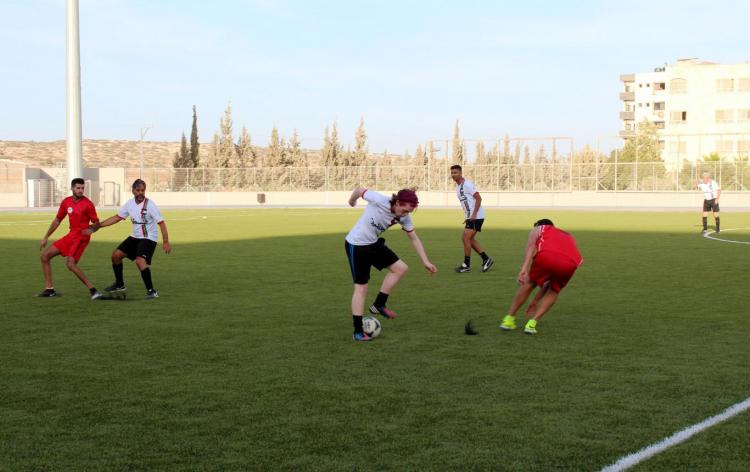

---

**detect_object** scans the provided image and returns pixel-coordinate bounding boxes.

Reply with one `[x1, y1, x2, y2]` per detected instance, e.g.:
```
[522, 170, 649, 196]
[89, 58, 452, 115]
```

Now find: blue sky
[2, 0, 749, 153]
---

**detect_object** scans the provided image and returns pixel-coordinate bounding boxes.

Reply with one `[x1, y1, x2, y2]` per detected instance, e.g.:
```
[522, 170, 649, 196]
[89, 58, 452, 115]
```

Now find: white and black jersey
[117, 198, 164, 242]
[456, 179, 485, 220]
[345, 190, 414, 246]
[698, 180, 720, 200]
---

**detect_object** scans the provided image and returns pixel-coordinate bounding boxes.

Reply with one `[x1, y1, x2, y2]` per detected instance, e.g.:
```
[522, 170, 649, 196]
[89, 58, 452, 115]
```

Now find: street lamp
[139, 125, 152, 179]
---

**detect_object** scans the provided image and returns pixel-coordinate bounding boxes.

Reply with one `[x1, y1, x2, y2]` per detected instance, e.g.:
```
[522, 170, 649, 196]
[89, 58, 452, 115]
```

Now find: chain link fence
[127, 161, 750, 193]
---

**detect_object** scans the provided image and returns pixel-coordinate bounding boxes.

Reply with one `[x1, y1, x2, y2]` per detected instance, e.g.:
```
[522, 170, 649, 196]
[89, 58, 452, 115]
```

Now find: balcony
[619, 130, 635, 138]
[619, 92, 635, 101]
[620, 111, 635, 120]
[620, 73, 635, 82]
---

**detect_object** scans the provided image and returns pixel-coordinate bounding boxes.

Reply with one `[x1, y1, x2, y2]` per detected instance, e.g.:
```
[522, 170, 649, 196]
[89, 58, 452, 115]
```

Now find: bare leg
[380, 260, 408, 294]
[525, 283, 551, 317]
[40, 245, 61, 288]
[462, 229, 476, 257]
[470, 237, 484, 255]
[65, 257, 95, 290]
[351, 283, 368, 316]
[507, 281, 537, 316]
[531, 289, 561, 321]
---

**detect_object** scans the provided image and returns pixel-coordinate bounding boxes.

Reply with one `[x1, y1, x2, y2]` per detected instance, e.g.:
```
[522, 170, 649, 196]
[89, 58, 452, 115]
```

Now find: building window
[654, 82, 666, 90]
[654, 121, 665, 129]
[715, 109, 735, 123]
[715, 140, 733, 154]
[670, 111, 687, 123]
[716, 78, 734, 92]
[738, 109, 750, 122]
[739, 78, 750, 92]
[669, 78, 687, 94]
[654, 102, 665, 110]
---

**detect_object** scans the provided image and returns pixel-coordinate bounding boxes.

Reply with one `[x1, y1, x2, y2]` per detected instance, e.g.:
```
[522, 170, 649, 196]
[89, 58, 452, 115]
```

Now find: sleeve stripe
[402, 228, 414, 232]
[361, 189, 368, 198]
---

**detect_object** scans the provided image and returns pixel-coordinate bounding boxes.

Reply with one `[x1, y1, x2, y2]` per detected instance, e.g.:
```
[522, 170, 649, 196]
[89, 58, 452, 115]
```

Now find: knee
[40, 253, 48, 263]
[398, 262, 409, 275]
[65, 260, 77, 271]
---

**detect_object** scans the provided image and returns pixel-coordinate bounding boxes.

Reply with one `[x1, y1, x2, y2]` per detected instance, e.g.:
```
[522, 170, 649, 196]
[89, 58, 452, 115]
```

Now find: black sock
[702, 217, 708, 230]
[480, 252, 489, 262]
[715, 217, 720, 231]
[140, 268, 154, 291]
[113, 263, 124, 285]
[353, 315, 363, 334]
[374, 291, 389, 308]
[464, 256, 471, 266]
[89, 287, 97, 295]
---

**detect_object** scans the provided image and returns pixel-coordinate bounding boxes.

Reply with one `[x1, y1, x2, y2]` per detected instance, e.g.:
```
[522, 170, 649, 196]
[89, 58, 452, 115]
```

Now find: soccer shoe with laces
[144, 289, 159, 300]
[499, 315, 517, 331]
[481, 258, 495, 272]
[524, 319, 538, 335]
[352, 332, 373, 342]
[36, 288, 57, 298]
[90, 290, 103, 300]
[454, 264, 471, 273]
[369, 304, 398, 319]
[104, 282, 127, 292]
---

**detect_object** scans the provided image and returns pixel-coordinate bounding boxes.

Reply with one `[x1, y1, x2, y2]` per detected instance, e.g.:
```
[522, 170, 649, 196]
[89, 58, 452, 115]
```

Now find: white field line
[703, 228, 750, 245]
[600, 396, 750, 472]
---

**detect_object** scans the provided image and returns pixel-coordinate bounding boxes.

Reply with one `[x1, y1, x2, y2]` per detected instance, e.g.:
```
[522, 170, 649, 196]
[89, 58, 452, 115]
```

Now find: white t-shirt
[117, 197, 164, 242]
[456, 178, 485, 220]
[345, 190, 414, 245]
[698, 180, 720, 200]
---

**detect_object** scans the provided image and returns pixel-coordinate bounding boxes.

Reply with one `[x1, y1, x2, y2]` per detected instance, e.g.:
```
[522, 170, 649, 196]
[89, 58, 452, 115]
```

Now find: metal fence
[129, 161, 750, 193]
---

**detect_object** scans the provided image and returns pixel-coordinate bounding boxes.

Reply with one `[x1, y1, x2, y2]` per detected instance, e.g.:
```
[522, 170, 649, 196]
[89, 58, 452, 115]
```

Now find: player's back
[537, 225, 582, 265]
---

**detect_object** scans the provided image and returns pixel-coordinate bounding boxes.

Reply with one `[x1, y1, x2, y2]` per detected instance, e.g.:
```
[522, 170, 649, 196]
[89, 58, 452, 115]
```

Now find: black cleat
[105, 282, 127, 292]
[144, 289, 159, 300]
[36, 288, 57, 298]
[454, 264, 471, 273]
[481, 257, 495, 272]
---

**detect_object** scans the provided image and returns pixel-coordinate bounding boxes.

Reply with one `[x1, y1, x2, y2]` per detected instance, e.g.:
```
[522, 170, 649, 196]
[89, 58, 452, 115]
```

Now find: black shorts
[117, 236, 157, 265]
[345, 238, 400, 285]
[703, 199, 720, 212]
[464, 219, 484, 232]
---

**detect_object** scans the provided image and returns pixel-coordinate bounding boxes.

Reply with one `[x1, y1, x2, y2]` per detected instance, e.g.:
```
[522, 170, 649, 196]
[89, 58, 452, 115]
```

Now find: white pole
[66, 0, 83, 183]
[139, 126, 151, 179]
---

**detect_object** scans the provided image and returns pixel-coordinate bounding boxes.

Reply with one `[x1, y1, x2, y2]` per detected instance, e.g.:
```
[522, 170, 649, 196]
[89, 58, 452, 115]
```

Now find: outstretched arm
[406, 230, 437, 274]
[517, 227, 541, 284]
[348, 187, 366, 207]
[158, 221, 171, 254]
[84, 214, 124, 235]
[40, 218, 61, 250]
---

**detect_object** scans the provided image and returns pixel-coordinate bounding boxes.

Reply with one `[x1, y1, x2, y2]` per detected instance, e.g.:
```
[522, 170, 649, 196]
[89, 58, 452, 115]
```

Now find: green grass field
[1, 208, 749, 471]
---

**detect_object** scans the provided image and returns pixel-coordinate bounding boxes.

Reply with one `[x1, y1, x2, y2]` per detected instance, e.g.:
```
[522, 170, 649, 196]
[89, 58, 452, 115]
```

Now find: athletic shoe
[104, 282, 127, 292]
[524, 319, 538, 335]
[369, 304, 398, 319]
[701, 229, 708, 234]
[90, 290, 103, 300]
[36, 288, 57, 298]
[144, 289, 160, 300]
[481, 258, 495, 272]
[352, 332, 373, 342]
[454, 264, 471, 273]
[716, 229, 720, 234]
[499, 315, 517, 331]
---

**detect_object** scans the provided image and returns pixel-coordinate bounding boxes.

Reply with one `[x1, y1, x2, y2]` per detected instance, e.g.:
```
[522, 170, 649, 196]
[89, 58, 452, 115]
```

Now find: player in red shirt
[37, 178, 103, 299]
[500, 219, 582, 335]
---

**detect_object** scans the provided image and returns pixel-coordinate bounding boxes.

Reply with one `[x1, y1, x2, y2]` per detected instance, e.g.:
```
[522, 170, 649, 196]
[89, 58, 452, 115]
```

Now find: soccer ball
[362, 316, 382, 338]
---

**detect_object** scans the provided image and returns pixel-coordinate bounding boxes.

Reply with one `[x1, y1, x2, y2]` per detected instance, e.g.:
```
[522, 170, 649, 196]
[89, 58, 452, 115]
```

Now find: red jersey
[56, 196, 99, 236]
[536, 225, 582, 266]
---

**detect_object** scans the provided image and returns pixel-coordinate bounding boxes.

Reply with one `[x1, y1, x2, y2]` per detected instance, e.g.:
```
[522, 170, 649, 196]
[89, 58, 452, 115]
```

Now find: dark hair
[71, 178, 85, 186]
[534, 218, 554, 227]
[450, 165, 462, 171]
[390, 188, 419, 207]
[132, 179, 146, 189]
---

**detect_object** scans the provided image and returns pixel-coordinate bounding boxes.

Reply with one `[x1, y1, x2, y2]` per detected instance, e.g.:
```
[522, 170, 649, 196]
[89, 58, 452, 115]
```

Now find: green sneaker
[524, 319, 538, 335]
[500, 315, 517, 331]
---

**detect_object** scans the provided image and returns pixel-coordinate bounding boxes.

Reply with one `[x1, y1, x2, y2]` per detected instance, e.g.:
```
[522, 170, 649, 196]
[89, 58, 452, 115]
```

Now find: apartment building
[619, 59, 750, 162]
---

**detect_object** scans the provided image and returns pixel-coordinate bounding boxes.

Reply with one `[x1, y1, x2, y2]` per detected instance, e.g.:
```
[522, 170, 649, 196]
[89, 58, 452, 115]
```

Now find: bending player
[500, 219, 582, 335]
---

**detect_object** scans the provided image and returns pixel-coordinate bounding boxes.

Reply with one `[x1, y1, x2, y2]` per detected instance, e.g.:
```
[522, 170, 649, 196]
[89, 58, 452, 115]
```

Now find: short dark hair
[132, 179, 146, 189]
[71, 178, 85, 186]
[534, 218, 554, 227]
[450, 165, 462, 171]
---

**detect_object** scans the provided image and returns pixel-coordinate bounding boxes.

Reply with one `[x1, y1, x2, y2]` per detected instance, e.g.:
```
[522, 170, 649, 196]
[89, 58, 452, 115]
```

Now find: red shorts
[53, 232, 91, 263]
[529, 252, 579, 293]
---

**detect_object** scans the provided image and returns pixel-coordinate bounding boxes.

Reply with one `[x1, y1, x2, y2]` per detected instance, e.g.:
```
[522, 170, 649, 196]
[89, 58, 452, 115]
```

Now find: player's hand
[39, 238, 48, 250]
[517, 270, 529, 285]
[424, 262, 438, 274]
[163, 241, 172, 254]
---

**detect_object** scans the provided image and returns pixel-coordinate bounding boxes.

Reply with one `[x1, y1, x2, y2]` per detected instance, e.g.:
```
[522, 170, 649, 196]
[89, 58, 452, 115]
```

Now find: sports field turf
[1, 208, 749, 471]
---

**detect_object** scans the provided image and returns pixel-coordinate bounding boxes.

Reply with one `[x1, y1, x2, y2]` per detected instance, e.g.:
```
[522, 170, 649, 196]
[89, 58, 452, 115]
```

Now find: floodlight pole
[139, 126, 151, 179]
[66, 0, 83, 183]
